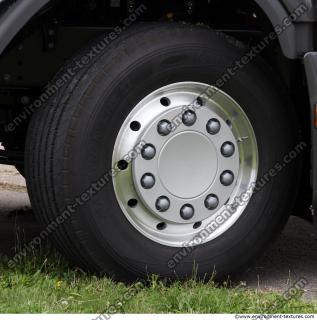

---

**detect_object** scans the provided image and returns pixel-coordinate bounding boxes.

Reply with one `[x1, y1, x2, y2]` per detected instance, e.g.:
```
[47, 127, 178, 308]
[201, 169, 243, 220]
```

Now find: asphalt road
[0, 165, 316, 300]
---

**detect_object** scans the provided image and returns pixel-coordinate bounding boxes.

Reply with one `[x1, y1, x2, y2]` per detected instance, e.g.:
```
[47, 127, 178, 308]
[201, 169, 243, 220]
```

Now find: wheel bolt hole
[156, 222, 167, 230]
[128, 199, 138, 208]
[226, 120, 233, 128]
[193, 222, 202, 229]
[196, 97, 203, 107]
[160, 97, 171, 107]
[130, 121, 141, 131]
[117, 160, 129, 170]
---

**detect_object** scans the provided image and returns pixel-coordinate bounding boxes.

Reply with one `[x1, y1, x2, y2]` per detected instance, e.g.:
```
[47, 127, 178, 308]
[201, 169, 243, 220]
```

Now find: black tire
[26, 23, 301, 280]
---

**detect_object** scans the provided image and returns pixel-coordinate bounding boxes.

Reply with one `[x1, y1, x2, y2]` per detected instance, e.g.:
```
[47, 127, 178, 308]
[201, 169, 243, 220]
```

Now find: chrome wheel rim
[112, 82, 258, 247]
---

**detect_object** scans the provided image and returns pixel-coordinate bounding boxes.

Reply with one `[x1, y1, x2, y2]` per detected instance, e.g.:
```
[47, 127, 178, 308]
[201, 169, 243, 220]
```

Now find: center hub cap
[158, 131, 217, 199]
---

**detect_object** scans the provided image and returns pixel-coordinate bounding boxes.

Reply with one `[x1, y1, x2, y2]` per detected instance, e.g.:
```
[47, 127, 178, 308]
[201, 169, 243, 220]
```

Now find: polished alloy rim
[112, 82, 258, 247]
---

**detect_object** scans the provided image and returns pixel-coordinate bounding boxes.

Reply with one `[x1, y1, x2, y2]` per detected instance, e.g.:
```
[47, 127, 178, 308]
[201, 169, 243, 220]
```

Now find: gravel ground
[0, 165, 316, 300]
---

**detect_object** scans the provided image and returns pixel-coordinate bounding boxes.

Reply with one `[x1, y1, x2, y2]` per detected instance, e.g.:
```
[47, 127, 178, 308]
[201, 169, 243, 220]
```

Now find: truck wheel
[25, 23, 300, 280]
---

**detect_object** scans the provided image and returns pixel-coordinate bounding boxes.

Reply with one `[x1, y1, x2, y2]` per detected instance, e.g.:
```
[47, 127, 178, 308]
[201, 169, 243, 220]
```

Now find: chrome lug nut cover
[221, 142, 235, 157]
[141, 173, 156, 189]
[156, 196, 170, 212]
[157, 120, 172, 136]
[206, 119, 221, 135]
[180, 204, 195, 220]
[205, 194, 219, 210]
[141, 144, 156, 160]
[182, 110, 197, 126]
[220, 170, 235, 186]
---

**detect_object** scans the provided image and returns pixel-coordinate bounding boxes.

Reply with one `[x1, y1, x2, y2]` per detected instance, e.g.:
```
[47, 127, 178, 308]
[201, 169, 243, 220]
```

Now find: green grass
[0, 247, 316, 314]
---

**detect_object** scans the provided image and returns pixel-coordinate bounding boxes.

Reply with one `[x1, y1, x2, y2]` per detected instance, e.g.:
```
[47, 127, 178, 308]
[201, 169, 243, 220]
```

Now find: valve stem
[127, 0, 136, 13]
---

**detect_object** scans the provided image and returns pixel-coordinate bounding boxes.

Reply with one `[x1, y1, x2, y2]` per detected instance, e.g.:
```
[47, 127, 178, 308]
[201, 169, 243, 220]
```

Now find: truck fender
[0, 0, 49, 55]
[0, 0, 313, 58]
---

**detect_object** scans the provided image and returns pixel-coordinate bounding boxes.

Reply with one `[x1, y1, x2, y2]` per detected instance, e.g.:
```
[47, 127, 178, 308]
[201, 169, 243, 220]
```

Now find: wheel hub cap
[158, 131, 217, 199]
[113, 82, 258, 247]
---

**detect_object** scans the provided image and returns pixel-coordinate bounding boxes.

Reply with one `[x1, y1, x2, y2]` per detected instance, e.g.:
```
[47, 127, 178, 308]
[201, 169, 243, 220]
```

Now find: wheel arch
[0, 0, 314, 59]
[0, 0, 49, 55]
[253, 0, 315, 58]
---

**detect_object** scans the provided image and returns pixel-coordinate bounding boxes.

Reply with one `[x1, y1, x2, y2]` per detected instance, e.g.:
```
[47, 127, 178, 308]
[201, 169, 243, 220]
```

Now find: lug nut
[180, 204, 195, 220]
[157, 120, 172, 136]
[221, 142, 235, 157]
[207, 119, 221, 135]
[220, 171, 235, 186]
[182, 110, 197, 126]
[205, 194, 219, 210]
[141, 144, 156, 160]
[141, 173, 155, 189]
[156, 196, 170, 212]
